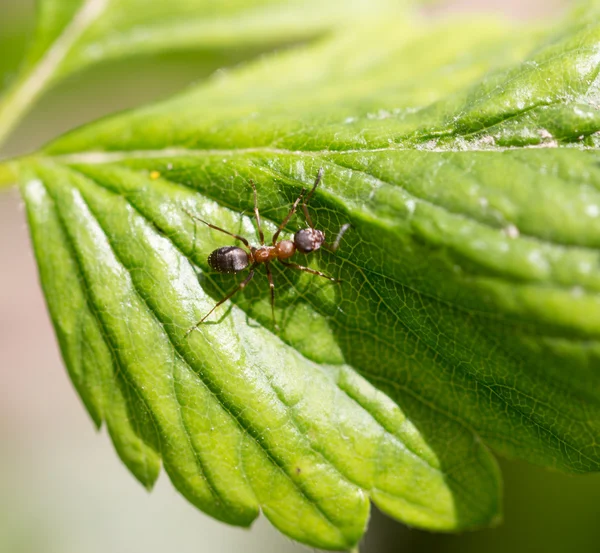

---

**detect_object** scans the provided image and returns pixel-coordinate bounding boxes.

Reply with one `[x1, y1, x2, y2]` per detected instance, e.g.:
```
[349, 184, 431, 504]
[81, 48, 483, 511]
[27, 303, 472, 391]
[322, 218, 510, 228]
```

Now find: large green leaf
[0, 0, 398, 148]
[8, 4, 600, 550]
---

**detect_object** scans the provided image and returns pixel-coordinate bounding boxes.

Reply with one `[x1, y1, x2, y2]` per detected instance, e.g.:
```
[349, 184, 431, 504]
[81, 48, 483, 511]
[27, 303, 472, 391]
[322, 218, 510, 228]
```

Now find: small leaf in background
[0, 0, 400, 149]
[7, 0, 600, 550]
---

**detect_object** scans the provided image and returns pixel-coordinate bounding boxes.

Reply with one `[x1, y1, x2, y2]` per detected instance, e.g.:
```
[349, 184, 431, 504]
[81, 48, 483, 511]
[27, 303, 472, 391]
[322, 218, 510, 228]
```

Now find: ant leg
[301, 167, 324, 228]
[185, 266, 256, 336]
[183, 208, 250, 249]
[301, 204, 315, 229]
[272, 189, 306, 245]
[265, 262, 278, 331]
[280, 261, 339, 282]
[323, 223, 351, 252]
[249, 180, 265, 245]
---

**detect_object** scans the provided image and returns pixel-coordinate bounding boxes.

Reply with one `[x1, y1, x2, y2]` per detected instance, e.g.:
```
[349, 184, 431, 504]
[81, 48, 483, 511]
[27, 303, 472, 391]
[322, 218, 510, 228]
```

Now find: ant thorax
[252, 240, 295, 263]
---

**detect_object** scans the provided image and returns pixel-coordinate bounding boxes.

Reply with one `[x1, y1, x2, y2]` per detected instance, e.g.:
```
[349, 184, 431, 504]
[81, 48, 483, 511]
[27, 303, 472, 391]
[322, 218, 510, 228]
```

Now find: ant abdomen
[208, 246, 249, 273]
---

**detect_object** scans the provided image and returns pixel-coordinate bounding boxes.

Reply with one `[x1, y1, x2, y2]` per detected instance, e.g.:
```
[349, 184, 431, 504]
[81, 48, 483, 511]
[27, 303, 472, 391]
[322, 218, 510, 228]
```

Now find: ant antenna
[326, 223, 351, 252]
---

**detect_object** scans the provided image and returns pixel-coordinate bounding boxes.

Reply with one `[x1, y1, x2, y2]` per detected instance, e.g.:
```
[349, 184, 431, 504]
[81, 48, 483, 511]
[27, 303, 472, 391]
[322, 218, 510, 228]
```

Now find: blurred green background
[2, 1, 600, 552]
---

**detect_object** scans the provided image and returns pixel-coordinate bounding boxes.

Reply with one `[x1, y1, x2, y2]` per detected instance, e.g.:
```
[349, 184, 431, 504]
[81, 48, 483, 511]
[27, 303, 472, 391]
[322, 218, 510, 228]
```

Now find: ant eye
[294, 229, 324, 253]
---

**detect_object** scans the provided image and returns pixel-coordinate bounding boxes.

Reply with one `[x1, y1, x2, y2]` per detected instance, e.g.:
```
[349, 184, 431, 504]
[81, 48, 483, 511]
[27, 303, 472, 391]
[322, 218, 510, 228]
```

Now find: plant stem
[0, 0, 108, 150]
[0, 72, 46, 150]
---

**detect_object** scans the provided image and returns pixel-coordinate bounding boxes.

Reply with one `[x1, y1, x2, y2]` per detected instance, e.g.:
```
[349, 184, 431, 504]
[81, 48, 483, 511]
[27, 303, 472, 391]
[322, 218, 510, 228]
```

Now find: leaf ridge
[169, 351, 234, 508]
[34, 176, 164, 482]
[53, 143, 600, 167]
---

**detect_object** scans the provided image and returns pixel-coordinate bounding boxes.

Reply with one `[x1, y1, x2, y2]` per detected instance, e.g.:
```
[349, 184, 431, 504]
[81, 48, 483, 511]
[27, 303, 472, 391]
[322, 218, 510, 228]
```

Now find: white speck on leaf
[503, 224, 520, 239]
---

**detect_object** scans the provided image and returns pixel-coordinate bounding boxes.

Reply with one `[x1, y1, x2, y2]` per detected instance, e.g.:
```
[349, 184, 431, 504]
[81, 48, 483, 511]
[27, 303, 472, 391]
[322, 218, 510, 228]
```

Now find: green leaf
[10, 4, 600, 550]
[0, 0, 398, 149]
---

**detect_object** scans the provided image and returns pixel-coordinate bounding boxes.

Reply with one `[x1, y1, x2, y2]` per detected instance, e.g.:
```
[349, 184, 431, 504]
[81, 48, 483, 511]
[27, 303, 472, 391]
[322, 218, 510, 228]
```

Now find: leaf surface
[11, 5, 600, 550]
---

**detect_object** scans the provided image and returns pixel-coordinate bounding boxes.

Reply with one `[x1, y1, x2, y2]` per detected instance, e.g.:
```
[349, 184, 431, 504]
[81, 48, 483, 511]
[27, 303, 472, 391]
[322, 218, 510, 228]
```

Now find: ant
[185, 168, 350, 334]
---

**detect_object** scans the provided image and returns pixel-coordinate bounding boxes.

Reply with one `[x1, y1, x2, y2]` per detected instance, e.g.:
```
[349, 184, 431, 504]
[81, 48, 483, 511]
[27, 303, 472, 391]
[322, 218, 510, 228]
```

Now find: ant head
[294, 228, 325, 254]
